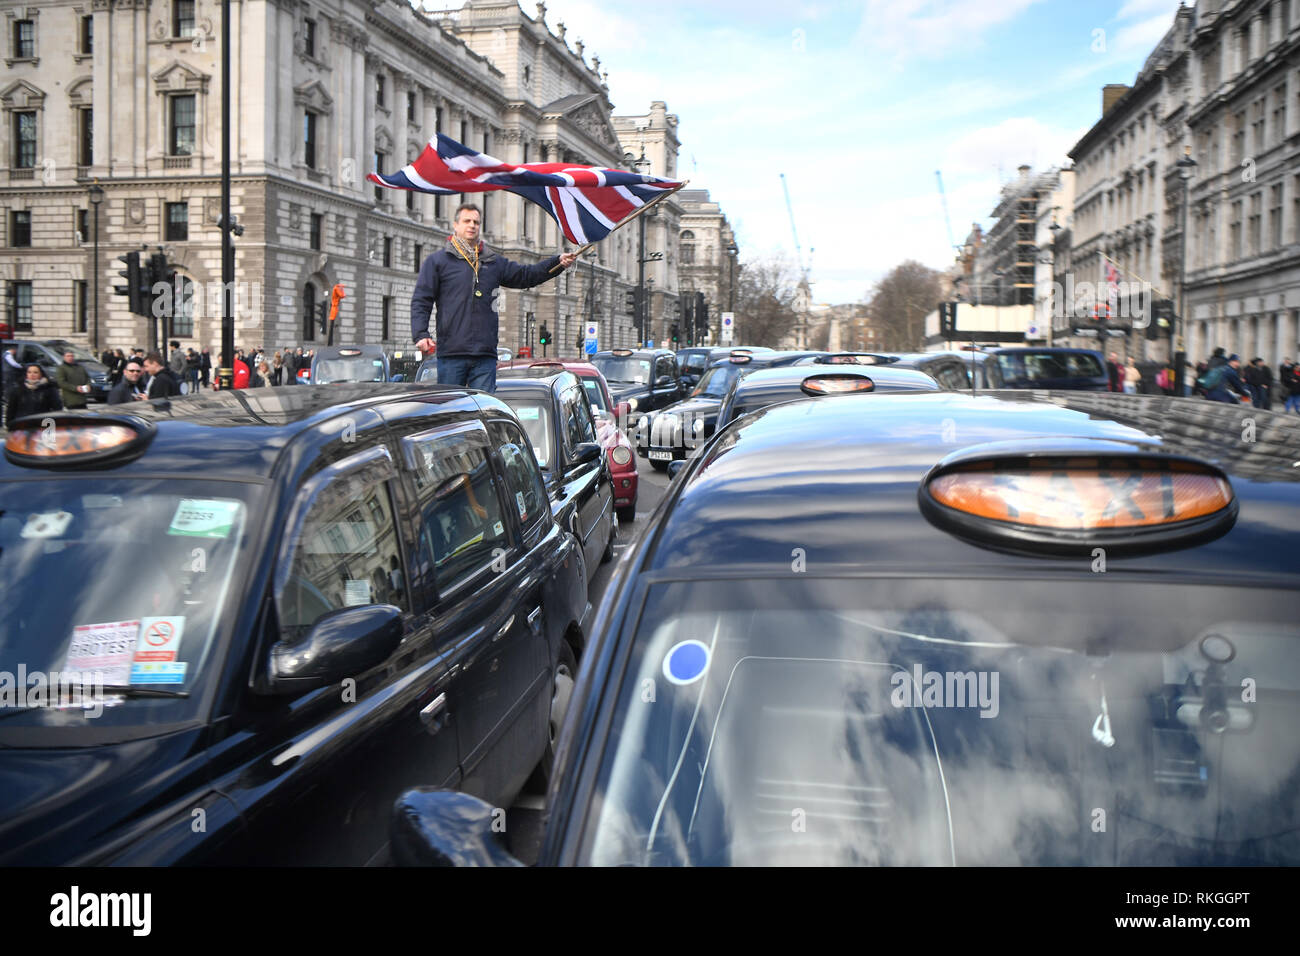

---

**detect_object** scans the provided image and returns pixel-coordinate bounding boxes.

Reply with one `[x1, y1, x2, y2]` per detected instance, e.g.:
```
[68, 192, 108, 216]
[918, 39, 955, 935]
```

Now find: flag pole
[549, 180, 689, 273]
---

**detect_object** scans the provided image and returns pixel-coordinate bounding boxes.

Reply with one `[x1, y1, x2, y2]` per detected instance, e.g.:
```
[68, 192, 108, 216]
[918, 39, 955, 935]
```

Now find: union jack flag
[368, 133, 684, 245]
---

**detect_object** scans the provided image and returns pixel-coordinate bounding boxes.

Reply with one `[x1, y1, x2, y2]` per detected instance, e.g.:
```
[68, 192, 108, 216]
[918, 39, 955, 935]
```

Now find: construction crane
[935, 170, 957, 253]
[780, 173, 811, 283]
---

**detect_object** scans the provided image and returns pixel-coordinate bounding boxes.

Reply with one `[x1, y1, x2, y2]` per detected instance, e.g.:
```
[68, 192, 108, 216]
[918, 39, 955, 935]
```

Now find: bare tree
[867, 260, 944, 351]
[730, 255, 801, 348]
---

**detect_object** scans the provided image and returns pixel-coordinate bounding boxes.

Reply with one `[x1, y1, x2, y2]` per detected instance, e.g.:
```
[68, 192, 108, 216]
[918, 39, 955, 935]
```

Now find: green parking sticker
[168, 499, 241, 538]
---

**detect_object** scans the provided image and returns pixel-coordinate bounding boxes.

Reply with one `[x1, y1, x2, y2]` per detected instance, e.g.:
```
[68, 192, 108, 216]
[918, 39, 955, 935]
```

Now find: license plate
[648, 450, 673, 461]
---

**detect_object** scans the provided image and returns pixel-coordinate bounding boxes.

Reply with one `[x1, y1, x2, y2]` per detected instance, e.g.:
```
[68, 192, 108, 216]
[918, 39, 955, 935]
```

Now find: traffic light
[939, 301, 958, 335]
[538, 324, 551, 346]
[695, 292, 708, 341]
[114, 251, 144, 315]
[1149, 298, 1173, 341]
[671, 323, 680, 344]
[318, 301, 329, 337]
[148, 251, 172, 319]
[623, 290, 636, 315]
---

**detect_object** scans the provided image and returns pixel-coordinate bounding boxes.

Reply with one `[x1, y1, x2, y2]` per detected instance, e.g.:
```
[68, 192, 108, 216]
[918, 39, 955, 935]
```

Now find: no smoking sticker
[134, 616, 185, 663]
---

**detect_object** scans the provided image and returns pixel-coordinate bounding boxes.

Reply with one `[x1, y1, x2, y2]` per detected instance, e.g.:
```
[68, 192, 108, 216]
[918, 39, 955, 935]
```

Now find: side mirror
[667, 459, 686, 480]
[655, 375, 673, 388]
[263, 604, 403, 694]
[570, 441, 602, 468]
[391, 789, 524, 867]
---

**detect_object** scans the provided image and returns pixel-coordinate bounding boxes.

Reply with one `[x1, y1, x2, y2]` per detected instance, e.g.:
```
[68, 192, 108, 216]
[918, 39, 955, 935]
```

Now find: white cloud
[854, 0, 1044, 63]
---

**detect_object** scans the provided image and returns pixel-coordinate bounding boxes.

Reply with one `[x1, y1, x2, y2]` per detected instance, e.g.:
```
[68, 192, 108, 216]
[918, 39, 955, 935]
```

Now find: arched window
[303, 282, 317, 341]
[679, 230, 695, 240]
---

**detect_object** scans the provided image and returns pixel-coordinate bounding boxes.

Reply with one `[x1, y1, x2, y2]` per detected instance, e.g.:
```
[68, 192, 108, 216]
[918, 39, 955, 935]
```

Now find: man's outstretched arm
[411, 255, 439, 350]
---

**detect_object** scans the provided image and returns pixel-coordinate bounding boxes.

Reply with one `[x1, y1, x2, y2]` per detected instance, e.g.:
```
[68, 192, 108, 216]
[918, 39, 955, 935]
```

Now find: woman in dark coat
[6, 363, 63, 424]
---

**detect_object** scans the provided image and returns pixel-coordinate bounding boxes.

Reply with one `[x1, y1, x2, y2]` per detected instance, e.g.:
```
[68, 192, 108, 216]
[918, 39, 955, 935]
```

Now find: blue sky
[521, 0, 1188, 304]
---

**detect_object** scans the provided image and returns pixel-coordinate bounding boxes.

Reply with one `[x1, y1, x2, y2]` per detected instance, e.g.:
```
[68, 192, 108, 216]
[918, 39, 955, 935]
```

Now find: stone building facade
[0, 0, 702, 358]
[675, 187, 735, 343]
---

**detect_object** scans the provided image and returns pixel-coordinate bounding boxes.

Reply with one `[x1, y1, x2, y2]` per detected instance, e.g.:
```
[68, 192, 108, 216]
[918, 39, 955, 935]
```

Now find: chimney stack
[1102, 84, 1131, 114]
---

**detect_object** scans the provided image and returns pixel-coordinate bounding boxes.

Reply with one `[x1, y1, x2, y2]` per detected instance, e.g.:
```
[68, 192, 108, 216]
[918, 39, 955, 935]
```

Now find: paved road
[505, 450, 670, 863]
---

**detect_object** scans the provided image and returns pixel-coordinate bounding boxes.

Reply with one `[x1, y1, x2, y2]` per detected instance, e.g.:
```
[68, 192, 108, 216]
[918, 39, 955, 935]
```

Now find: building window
[1271, 183, 1283, 249]
[1249, 191, 1262, 255]
[406, 188, 415, 214]
[310, 213, 322, 250]
[165, 202, 188, 241]
[170, 95, 195, 155]
[407, 91, 416, 122]
[171, 276, 194, 336]
[383, 236, 392, 268]
[303, 111, 317, 168]
[9, 281, 33, 332]
[1230, 200, 1243, 260]
[382, 296, 391, 341]
[13, 111, 36, 168]
[460, 120, 468, 144]
[414, 243, 422, 273]
[681, 244, 695, 264]
[374, 151, 386, 203]
[76, 208, 88, 243]
[435, 106, 442, 135]
[303, 282, 317, 341]
[376, 75, 385, 108]
[434, 194, 442, 221]
[75, 280, 88, 334]
[81, 15, 93, 55]
[174, 1, 196, 39]
[304, 18, 316, 58]
[14, 19, 33, 58]
[10, 210, 31, 247]
[78, 108, 93, 167]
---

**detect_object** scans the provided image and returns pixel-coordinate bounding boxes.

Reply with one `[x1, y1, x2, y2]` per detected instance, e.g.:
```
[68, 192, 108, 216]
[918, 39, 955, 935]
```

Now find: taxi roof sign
[4, 414, 156, 468]
[801, 374, 874, 395]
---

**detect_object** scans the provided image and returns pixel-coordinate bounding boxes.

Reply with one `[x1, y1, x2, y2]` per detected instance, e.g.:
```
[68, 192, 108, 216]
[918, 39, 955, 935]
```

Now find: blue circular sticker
[662, 640, 710, 686]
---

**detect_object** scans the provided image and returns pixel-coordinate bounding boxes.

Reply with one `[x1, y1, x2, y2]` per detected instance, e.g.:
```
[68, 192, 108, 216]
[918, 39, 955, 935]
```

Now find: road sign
[721, 312, 735, 345]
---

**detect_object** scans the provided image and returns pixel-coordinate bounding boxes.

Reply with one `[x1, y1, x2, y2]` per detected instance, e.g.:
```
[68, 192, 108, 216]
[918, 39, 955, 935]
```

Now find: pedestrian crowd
[1100, 348, 1300, 410]
[3, 340, 319, 428]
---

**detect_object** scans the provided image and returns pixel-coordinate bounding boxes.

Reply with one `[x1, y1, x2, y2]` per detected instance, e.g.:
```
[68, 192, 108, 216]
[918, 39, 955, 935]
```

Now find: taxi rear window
[581, 576, 1300, 866]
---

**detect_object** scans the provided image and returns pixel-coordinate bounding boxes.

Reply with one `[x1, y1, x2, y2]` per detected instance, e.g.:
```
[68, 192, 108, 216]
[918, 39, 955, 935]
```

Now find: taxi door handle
[527, 606, 542, 633]
[420, 693, 448, 735]
[493, 614, 515, 643]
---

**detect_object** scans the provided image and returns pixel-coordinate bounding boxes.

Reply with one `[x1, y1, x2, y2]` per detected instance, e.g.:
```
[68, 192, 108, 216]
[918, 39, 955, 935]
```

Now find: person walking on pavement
[200, 347, 212, 388]
[270, 351, 285, 386]
[1123, 356, 1141, 394]
[1246, 358, 1273, 410]
[6, 363, 62, 423]
[411, 203, 577, 394]
[107, 360, 147, 404]
[1281, 357, 1300, 413]
[54, 349, 93, 410]
[1106, 352, 1123, 392]
[142, 351, 181, 399]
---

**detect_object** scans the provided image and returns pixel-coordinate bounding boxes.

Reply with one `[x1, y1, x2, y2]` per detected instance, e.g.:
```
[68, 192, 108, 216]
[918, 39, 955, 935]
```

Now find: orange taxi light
[5, 421, 138, 461]
[927, 460, 1232, 530]
[800, 375, 874, 395]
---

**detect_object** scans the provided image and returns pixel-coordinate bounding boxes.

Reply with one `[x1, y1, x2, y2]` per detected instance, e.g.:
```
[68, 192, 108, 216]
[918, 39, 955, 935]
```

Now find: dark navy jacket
[411, 243, 561, 358]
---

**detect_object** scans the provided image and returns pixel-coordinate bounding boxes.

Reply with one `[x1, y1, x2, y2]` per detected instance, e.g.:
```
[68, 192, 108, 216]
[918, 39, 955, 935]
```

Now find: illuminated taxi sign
[528, 362, 565, 373]
[800, 374, 874, 395]
[338, 348, 363, 357]
[729, 354, 753, 364]
[4, 415, 155, 468]
[611, 349, 634, 356]
[919, 454, 1237, 554]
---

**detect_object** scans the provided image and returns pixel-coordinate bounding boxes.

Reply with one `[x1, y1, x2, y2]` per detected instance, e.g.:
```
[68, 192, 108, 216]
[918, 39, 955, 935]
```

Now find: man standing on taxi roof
[411, 202, 578, 393]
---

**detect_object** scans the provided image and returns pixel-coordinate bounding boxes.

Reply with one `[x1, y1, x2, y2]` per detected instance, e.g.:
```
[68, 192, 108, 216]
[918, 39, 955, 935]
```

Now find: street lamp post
[726, 240, 738, 314]
[627, 148, 653, 347]
[1175, 145, 1197, 397]
[88, 183, 104, 352]
[1048, 220, 1061, 348]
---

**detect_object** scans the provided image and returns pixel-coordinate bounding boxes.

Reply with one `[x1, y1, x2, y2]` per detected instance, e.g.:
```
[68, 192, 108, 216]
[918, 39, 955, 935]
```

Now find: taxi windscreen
[501, 399, 553, 469]
[579, 377, 610, 413]
[592, 357, 651, 385]
[0, 479, 254, 732]
[313, 357, 386, 384]
[689, 364, 744, 399]
[582, 577, 1300, 866]
[993, 351, 1105, 385]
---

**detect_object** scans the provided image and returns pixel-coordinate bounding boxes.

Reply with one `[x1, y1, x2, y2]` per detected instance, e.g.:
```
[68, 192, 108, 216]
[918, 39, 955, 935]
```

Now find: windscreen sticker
[168, 499, 241, 538]
[65, 620, 140, 686]
[21, 511, 73, 539]
[134, 616, 185, 663]
[663, 640, 710, 686]
[493, 520, 504, 537]
[516, 406, 541, 420]
[130, 661, 188, 685]
[344, 580, 371, 607]
[516, 491, 528, 522]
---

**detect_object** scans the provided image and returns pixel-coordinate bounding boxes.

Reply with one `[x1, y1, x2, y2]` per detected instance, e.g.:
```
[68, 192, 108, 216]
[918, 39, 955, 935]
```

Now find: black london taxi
[635, 350, 830, 468]
[714, 363, 941, 433]
[390, 391, 1300, 866]
[675, 345, 773, 388]
[493, 369, 616, 582]
[310, 344, 392, 384]
[983, 347, 1109, 391]
[0, 384, 588, 865]
[590, 348, 684, 427]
